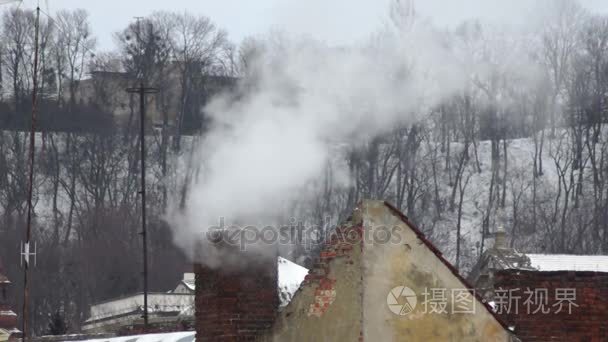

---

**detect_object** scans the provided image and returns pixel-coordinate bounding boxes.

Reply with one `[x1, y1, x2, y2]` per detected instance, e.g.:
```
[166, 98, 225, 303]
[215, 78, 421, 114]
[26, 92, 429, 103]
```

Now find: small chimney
[183, 272, 195, 282]
[195, 249, 278, 342]
[494, 225, 508, 249]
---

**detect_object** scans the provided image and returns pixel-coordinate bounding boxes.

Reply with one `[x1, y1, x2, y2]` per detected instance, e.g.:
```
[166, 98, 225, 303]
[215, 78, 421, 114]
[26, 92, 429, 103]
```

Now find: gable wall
[263, 201, 512, 341]
[361, 201, 511, 342]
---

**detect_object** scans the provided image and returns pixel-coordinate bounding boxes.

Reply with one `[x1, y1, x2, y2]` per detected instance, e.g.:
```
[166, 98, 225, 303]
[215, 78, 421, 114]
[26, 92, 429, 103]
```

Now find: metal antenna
[126, 82, 158, 333]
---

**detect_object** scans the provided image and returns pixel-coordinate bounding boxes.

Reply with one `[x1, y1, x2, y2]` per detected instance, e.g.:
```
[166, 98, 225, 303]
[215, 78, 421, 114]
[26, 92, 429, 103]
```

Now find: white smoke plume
[166, 0, 540, 266]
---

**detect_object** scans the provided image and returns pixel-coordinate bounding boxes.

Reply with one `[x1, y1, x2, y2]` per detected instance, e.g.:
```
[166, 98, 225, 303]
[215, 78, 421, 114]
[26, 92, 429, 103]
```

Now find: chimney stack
[494, 226, 508, 250]
[194, 249, 278, 342]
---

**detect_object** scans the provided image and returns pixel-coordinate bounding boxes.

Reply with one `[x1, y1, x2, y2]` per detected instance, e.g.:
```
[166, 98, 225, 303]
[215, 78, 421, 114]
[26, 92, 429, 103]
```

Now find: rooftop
[74, 331, 195, 342]
[525, 254, 608, 273]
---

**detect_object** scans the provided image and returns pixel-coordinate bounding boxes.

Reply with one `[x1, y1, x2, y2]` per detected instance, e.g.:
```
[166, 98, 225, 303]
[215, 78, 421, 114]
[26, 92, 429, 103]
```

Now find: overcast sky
[8, 0, 608, 50]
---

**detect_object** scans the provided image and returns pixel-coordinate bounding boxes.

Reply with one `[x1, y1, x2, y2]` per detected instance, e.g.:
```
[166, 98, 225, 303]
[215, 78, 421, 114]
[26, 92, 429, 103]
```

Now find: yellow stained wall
[362, 201, 511, 342]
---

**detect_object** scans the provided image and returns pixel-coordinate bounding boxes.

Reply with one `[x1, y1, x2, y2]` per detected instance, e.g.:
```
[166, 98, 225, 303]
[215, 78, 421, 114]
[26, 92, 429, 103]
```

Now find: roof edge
[497, 269, 608, 276]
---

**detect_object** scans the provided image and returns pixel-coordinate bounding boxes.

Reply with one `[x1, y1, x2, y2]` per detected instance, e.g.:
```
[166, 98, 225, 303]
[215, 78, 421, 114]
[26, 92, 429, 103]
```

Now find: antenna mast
[126, 83, 159, 333]
[127, 16, 159, 333]
[22, 5, 41, 342]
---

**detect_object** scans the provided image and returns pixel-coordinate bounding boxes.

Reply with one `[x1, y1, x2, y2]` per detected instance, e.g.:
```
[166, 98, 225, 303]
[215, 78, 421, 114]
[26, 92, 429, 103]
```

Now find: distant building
[68, 68, 237, 131]
[467, 226, 536, 302]
[0, 261, 19, 341]
[470, 228, 608, 341]
[81, 258, 308, 338]
[171, 273, 195, 295]
[81, 273, 196, 335]
[68, 331, 194, 342]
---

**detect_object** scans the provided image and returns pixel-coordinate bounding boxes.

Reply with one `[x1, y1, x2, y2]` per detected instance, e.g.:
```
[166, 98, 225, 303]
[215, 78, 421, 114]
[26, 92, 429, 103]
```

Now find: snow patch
[74, 331, 195, 342]
[278, 257, 309, 307]
[526, 254, 608, 273]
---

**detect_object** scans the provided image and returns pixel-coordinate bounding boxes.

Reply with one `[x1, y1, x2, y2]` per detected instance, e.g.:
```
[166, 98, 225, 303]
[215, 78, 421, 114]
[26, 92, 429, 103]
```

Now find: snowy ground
[428, 134, 562, 271]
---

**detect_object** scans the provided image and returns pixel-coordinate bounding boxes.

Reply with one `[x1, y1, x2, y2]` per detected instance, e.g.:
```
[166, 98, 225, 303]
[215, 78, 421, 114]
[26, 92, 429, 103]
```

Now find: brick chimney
[194, 249, 278, 342]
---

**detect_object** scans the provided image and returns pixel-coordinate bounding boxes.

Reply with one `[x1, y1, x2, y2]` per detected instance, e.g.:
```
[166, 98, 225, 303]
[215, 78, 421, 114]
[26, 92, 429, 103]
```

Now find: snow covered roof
[0, 327, 20, 338]
[74, 331, 195, 342]
[175, 257, 307, 308]
[85, 293, 194, 324]
[278, 257, 308, 308]
[170, 274, 195, 294]
[184, 280, 195, 291]
[182, 279, 195, 292]
[526, 254, 608, 272]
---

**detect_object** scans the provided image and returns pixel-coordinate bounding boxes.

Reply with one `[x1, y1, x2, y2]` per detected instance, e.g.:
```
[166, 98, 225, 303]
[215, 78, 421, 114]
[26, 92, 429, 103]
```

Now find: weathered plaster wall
[261, 217, 364, 342]
[362, 201, 511, 342]
[262, 200, 512, 341]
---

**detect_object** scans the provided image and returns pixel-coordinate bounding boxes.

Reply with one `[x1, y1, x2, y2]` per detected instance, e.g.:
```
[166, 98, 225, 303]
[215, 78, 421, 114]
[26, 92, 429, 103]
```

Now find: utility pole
[22, 6, 41, 342]
[127, 15, 158, 333]
[126, 82, 158, 333]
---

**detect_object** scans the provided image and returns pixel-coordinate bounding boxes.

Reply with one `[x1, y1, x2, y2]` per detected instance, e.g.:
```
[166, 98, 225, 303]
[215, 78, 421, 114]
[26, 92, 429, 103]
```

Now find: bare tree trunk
[501, 139, 508, 208]
[456, 171, 471, 271]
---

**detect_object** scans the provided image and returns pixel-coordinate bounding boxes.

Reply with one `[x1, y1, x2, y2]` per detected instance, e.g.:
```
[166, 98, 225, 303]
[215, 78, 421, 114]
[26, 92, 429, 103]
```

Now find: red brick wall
[302, 224, 361, 318]
[194, 255, 278, 342]
[0, 282, 17, 331]
[0, 306, 17, 331]
[495, 270, 608, 342]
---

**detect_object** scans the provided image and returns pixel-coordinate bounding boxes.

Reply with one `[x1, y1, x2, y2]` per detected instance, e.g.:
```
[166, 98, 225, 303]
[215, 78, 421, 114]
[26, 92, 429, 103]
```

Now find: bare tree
[161, 11, 230, 150]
